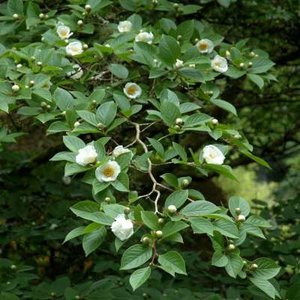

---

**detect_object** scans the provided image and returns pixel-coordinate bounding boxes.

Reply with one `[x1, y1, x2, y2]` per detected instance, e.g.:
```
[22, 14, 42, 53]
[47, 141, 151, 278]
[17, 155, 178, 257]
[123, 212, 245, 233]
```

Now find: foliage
[1, 0, 299, 299]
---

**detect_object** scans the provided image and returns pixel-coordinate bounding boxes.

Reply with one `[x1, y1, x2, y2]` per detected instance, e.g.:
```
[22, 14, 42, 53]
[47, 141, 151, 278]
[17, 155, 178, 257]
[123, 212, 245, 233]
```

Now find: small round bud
[61, 111, 66, 115]
[254, 54, 259, 58]
[177, 35, 182, 40]
[194, 38, 199, 43]
[227, 244, 236, 251]
[25, 85, 29, 89]
[235, 207, 241, 215]
[211, 118, 218, 125]
[46, 104, 51, 109]
[50, 292, 56, 297]
[124, 207, 130, 215]
[225, 50, 231, 58]
[142, 237, 150, 244]
[189, 63, 195, 68]
[65, 39, 69, 43]
[182, 179, 190, 187]
[75, 296, 80, 300]
[31, 56, 36, 61]
[29, 80, 35, 86]
[234, 134, 241, 139]
[62, 176, 71, 185]
[85, 4, 92, 11]
[92, 99, 97, 104]
[158, 218, 165, 224]
[143, 293, 147, 298]
[12, 84, 20, 92]
[248, 62, 253, 67]
[10, 264, 17, 270]
[74, 121, 80, 128]
[175, 118, 183, 125]
[105, 44, 111, 48]
[174, 125, 181, 131]
[37, 61, 42, 66]
[250, 263, 258, 270]
[104, 196, 111, 202]
[6, 281, 11, 285]
[41, 102, 47, 107]
[173, 3, 179, 8]
[39, 13, 45, 19]
[236, 214, 246, 222]
[77, 20, 83, 26]
[13, 13, 19, 19]
[239, 62, 245, 68]
[167, 205, 177, 214]
[97, 122, 105, 129]
[155, 230, 163, 238]
[249, 51, 255, 57]
[243, 260, 247, 265]
[153, 59, 158, 64]
[83, 44, 88, 49]
[45, 14, 49, 19]
[16, 63, 22, 68]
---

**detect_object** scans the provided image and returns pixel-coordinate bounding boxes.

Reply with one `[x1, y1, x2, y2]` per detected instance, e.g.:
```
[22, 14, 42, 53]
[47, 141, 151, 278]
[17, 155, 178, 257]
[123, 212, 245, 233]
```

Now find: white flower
[211, 55, 228, 73]
[123, 82, 142, 99]
[56, 23, 73, 40]
[118, 20, 132, 33]
[66, 41, 83, 56]
[111, 214, 134, 241]
[112, 145, 132, 157]
[67, 64, 83, 79]
[135, 31, 154, 44]
[95, 160, 121, 182]
[196, 39, 214, 54]
[174, 59, 184, 68]
[202, 145, 225, 165]
[75, 145, 98, 166]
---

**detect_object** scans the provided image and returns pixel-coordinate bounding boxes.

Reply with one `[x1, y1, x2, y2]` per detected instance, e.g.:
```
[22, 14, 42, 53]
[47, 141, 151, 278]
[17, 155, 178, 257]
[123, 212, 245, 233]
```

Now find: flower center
[103, 166, 115, 177]
[199, 43, 208, 51]
[127, 86, 137, 95]
[60, 29, 68, 37]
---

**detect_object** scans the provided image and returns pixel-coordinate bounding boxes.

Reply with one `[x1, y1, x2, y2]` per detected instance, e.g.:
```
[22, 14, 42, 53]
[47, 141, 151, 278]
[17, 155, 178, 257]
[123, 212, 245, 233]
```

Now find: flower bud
[235, 207, 242, 216]
[41, 102, 47, 107]
[182, 179, 190, 187]
[142, 237, 150, 244]
[30, 56, 36, 61]
[124, 207, 130, 215]
[85, 4, 92, 11]
[13, 13, 19, 19]
[25, 85, 29, 89]
[83, 44, 88, 49]
[236, 214, 246, 222]
[10, 264, 16, 270]
[175, 118, 183, 125]
[173, 3, 179, 8]
[189, 64, 195, 68]
[174, 125, 181, 131]
[75, 296, 80, 300]
[250, 263, 258, 270]
[211, 118, 218, 125]
[249, 51, 255, 57]
[12, 84, 20, 92]
[104, 196, 111, 202]
[46, 104, 51, 110]
[158, 218, 165, 224]
[16, 64, 22, 68]
[177, 35, 182, 40]
[254, 54, 259, 58]
[50, 292, 56, 297]
[39, 13, 45, 19]
[227, 244, 236, 251]
[194, 38, 199, 43]
[45, 15, 49, 19]
[37, 61, 42, 66]
[167, 205, 177, 214]
[77, 20, 83, 26]
[239, 62, 245, 68]
[29, 80, 35, 86]
[248, 62, 253, 67]
[61, 111, 66, 115]
[97, 122, 105, 129]
[155, 230, 163, 238]
[225, 50, 231, 58]
[92, 99, 97, 104]
[74, 121, 81, 128]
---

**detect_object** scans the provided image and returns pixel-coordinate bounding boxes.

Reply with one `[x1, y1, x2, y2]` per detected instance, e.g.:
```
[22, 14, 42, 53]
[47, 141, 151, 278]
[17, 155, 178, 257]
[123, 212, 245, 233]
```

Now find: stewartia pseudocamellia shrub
[0, 0, 280, 297]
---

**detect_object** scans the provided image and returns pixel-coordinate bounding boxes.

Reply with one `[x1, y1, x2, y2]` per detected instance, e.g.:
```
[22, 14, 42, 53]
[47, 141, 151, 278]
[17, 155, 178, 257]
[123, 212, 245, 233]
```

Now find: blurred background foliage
[1, 0, 300, 299]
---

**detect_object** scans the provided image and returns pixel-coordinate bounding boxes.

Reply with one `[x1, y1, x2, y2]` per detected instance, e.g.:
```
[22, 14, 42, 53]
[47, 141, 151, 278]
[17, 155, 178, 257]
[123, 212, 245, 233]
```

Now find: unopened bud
[13, 13, 19, 19]
[37, 61, 42, 66]
[182, 179, 190, 187]
[12, 84, 20, 92]
[227, 244, 236, 251]
[61, 111, 66, 115]
[239, 62, 245, 68]
[236, 214, 246, 222]
[39, 13, 45, 19]
[45, 15, 49, 19]
[124, 207, 130, 214]
[92, 99, 97, 104]
[189, 64, 196, 68]
[10, 264, 17, 270]
[155, 230, 163, 238]
[235, 207, 241, 215]
[16, 64, 22, 68]
[211, 118, 218, 125]
[83, 44, 88, 49]
[158, 218, 165, 224]
[75, 296, 80, 300]
[225, 50, 231, 58]
[77, 20, 83, 26]
[85, 4, 92, 11]
[50, 292, 56, 297]
[41, 102, 47, 107]
[142, 237, 150, 244]
[29, 80, 35, 86]
[175, 118, 183, 125]
[248, 62, 253, 67]
[74, 121, 80, 128]
[250, 263, 258, 270]
[177, 35, 182, 40]
[173, 3, 179, 8]
[104, 196, 111, 202]
[46, 105, 51, 109]
[167, 205, 177, 214]
[97, 122, 105, 129]
[31, 56, 36, 60]
[174, 125, 181, 131]
[249, 51, 255, 57]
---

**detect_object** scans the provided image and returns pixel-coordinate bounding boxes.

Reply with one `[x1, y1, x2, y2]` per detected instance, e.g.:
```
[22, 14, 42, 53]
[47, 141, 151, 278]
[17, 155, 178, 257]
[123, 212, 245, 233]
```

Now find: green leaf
[109, 64, 129, 79]
[228, 196, 250, 218]
[160, 101, 181, 126]
[54, 87, 74, 111]
[120, 244, 152, 270]
[214, 219, 239, 239]
[112, 173, 129, 192]
[251, 258, 280, 280]
[190, 217, 214, 236]
[165, 190, 188, 209]
[77, 111, 98, 126]
[162, 221, 189, 239]
[212, 251, 228, 267]
[247, 74, 264, 89]
[82, 226, 106, 256]
[50, 151, 75, 162]
[249, 277, 280, 299]
[63, 136, 85, 152]
[211, 99, 237, 116]
[241, 149, 271, 169]
[158, 251, 187, 276]
[181, 200, 219, 217]
[63, 226, 85, 243]
[96, 101, 117, 127]
[147, 138, 164, 157]
[141, 211, 159, 230]
[225, 253, 244, 278]
[172, 142, 188, 161]
[129, 267, 151, 291]
[158, 35, 181, 66]
[8, 0, 24, 15]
